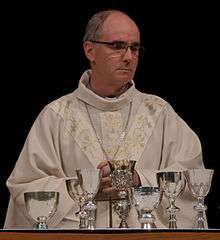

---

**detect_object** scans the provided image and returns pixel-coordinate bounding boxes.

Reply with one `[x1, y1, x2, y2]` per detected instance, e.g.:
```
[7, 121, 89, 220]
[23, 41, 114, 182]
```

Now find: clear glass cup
[184, 168, 214, 229]
[66, 168, 101, 229]
[156, 171, 185, 229]
[66, 175, 87, 229]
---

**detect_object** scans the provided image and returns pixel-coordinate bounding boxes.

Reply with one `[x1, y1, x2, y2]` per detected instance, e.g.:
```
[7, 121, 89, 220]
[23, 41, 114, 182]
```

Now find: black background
[1, 1, 219, 228]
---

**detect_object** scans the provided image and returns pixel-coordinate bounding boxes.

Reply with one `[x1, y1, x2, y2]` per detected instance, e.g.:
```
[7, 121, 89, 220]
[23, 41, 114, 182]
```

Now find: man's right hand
[97, 161, 117, 195]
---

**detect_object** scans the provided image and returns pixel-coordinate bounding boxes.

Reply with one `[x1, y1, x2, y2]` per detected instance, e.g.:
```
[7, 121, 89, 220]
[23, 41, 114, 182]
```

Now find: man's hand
[132, 169, 141, 187]
[97, 161, 141, 195]
[97, 161, 116, 194]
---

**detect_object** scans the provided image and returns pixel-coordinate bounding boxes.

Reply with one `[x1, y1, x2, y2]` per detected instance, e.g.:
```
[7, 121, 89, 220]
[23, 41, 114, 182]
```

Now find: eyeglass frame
[88, 40, 144, 57]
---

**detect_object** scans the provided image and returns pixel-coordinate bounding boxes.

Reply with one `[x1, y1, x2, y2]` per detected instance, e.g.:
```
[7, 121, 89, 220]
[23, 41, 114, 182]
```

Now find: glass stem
[79, 205, 87, 229]
[194, 197, 207, 229]
[167, 198, 180, 229]
[139, 212, 156, 229]
[168, 212, 177, 229]
[85, 201, 97, 230]
[36, 216, 48, 230]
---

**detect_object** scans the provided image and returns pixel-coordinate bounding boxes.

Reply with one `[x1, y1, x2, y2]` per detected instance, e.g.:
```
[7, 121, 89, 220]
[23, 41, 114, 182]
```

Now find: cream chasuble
[4, 70, 204, 229]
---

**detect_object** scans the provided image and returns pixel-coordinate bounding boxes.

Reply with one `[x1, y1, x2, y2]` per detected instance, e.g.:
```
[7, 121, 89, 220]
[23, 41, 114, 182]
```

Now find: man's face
[87, 13, 140, 90]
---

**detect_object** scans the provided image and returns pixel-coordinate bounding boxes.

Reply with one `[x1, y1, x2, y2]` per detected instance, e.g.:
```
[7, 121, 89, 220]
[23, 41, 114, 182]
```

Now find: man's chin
[117, 75, 132, 85]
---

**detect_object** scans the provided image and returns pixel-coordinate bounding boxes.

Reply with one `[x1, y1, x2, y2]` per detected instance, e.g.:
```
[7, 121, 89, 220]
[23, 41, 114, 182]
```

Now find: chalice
[132, 186, 162, 229]
[184, 168, 214, 229]
[24, 191, 59, 229]
[66, 174, 87, 229]
[66, 168, 101, 229]
[157, 171, 185, 229]
[109, 159, 136, 228]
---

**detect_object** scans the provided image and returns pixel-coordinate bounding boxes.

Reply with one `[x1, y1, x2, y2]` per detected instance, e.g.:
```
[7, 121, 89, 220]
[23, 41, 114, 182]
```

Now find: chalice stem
[79, 206, 87, 229]
[139, 212, 156, 229]
[36, 216, 48, 230]
[87, 209, 96, 230]
[119, 198, 130, 228]
[197, 210, 206, 229]
[85, 201, 97, 230]
[168, 212, 177, 229]
[119, 216, 129, 228]
[167, 199, 179, 229]
[36, 222, 47, 230]
[194, 197, 207, 229]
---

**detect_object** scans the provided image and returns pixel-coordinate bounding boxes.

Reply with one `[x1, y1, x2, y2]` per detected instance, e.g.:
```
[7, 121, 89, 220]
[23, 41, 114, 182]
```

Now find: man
[4, 10, 204, 229]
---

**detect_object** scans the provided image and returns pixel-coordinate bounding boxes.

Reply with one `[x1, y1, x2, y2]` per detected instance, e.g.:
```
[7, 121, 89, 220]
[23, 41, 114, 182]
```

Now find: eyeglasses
[89, 40, 144, 57]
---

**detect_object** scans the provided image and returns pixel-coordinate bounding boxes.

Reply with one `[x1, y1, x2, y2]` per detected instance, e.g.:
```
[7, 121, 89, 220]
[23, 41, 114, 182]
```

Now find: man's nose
[122, 46, 133, 61]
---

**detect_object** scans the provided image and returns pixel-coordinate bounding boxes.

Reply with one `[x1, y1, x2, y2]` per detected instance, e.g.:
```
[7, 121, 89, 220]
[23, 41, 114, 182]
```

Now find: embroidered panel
[51, 98, 164, 165]
[51, 100, 104, 167]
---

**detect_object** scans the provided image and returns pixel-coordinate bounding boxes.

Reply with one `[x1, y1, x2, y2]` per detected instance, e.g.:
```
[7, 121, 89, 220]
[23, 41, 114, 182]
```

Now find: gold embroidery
[51, 97, 164, 165]
[120, 98, 163, 161]
[51, 100, 104, 167]
[101, 112, 122, 160]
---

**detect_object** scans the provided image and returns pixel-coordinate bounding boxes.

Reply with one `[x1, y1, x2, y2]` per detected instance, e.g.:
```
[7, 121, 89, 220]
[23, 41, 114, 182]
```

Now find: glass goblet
[77, 168, 101, 230]
[156, 171, 185, 229]
[132, 187, 162, 229]
[66, 175, 87, 229]
[184, 168, 214, 229]
[66, 168, 101, 230]
[24, 191, 59, 229]
[109, 159, 136, 228]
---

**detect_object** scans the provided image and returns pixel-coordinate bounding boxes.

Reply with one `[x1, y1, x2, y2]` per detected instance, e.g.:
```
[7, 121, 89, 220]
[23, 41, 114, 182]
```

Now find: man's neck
[88, 79, 131, 98]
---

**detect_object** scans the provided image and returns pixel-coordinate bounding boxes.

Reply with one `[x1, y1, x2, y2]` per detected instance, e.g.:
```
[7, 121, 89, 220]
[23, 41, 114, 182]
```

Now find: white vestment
[4, 70, 204, 229]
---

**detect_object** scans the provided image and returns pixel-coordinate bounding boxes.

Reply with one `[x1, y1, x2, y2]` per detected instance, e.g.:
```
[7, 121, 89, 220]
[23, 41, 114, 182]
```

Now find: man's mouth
[117, 68, 131, 72]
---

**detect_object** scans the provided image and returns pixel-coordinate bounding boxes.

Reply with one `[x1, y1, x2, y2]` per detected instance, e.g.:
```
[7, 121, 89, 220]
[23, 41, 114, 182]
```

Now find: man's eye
[112, 42, 126, 50]
[130, 45, 139, 52]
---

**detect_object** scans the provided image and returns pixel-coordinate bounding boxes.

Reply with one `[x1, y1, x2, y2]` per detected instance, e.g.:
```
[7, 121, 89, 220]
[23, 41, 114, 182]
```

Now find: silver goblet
[184, 168, 214, 229]
[109, 159, 136, 228]
[156, 171, 185, 229]
[24, 191, 59, 229]
[132, 187, 162, 229]
[66, 168, 101, 229]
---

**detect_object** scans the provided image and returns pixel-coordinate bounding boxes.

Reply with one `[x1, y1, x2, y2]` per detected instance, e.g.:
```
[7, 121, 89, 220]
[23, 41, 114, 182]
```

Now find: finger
[102, 186, 117, 194]
[100, 178, 112, 189]
[132, 170, 141, 187]
[97, 161, 109, 169]
[102, 168, 111, 177]
[101, 176, 111, 184]
[100, 165, 111, 177]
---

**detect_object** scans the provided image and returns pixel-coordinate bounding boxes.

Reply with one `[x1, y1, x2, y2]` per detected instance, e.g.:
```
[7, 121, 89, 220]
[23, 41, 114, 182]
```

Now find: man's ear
[83, 41, 95, 62]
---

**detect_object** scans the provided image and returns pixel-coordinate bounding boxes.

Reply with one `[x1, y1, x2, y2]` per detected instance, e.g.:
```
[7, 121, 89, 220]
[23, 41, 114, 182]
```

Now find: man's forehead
[101, 29, 140, 42]
[101, 14, 140, 41]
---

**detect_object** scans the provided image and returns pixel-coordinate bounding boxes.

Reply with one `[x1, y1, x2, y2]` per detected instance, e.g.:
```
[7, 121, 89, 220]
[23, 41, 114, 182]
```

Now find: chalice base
[142, 222, 156, 229]
[119, 220, 129, 228]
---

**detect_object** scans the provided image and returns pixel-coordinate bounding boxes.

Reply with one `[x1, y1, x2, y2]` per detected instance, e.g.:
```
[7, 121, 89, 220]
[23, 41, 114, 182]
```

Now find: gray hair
[83, 10, 127, 42]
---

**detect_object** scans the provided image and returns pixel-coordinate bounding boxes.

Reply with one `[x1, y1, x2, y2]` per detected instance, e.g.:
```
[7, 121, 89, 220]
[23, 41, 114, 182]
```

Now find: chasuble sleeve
[160, 103, 203, 170]
[4, 107, 77, 228]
